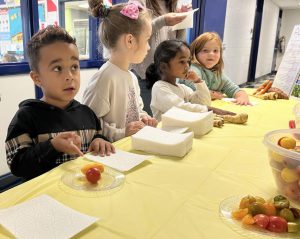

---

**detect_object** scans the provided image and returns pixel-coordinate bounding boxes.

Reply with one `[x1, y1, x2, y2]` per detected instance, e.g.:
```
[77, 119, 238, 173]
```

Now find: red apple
[85, 167, 101, 184]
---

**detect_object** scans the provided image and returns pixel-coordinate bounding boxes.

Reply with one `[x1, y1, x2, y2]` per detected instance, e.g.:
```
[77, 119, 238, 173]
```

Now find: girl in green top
[179, 32, 250, 105]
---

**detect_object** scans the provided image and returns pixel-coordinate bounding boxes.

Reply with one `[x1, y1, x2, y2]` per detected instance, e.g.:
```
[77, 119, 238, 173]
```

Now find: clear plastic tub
[263, 129, 300, 202]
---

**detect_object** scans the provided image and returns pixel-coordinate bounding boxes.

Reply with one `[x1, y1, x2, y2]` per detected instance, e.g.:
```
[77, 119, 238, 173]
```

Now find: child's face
[166, 46, 191, 79]
[30, 42, 80, 109]
[131, 20, 152, 64]
[196, 39, 220, 69]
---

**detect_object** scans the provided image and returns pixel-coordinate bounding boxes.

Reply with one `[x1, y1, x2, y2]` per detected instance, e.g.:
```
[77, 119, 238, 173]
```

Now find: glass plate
[219, 195, 300, 239]
[60, 167, 125, 196]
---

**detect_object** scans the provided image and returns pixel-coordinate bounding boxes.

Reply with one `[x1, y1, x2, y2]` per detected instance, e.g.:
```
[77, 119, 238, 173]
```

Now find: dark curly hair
[27, 25, 76, 71]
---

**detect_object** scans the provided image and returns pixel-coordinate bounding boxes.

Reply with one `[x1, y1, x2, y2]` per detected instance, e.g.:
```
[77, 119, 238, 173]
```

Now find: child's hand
[125, 121, 145, 137]
[51, 132, 83, 156]
[184, 71, 202, 83]
[88, 138, 115, 157]
[176, 4, 192, 13]
[141, 116, 158, 127]
[164, 13, 186, 26]
[233, 91, 252, 105]
[210, 90, 224, 100]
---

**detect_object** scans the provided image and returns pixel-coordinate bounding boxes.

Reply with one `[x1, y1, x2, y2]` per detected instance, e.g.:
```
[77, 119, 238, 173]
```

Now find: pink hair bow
[120, 1, 144, 20]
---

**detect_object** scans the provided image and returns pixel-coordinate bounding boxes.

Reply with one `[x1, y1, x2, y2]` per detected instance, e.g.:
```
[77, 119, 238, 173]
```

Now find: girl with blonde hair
[179, 32, 250, 105]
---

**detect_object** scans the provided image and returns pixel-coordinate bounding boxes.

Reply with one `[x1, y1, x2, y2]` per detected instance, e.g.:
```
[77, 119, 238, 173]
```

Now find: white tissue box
[161, 107, 213, 136]
[131, 126, 193, 157]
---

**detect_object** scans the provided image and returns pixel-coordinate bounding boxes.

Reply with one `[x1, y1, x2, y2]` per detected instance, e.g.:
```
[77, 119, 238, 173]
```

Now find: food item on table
[268, 87, 289, 99]
[253, 92, 278, 100]
[287, 222, 300, 232]
[81, 162, 104, 174]
[278, 137, 297, 149]
[289, 120, 296, 129]
[231, 194, 300, 234]
[213, 115, 224, 127]
[253, 80, 288, 100]
[85, 167, 101, 184]
[219, 113, 248, 124]
[253, 214, 269, 228]
[80, 163, 104, 184]
[267, 216, 288, 233]
[280, 168, 298, 183]
[253, 80, 272, 95]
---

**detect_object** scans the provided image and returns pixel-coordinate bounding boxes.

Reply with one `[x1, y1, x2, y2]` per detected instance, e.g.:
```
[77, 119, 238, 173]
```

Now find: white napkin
[0, 195, 98, 239]
[131, 126, 194, 157]
[161, 107, 213, 136]
[84, 149, 152, 172]
[172, 8, 199, 31]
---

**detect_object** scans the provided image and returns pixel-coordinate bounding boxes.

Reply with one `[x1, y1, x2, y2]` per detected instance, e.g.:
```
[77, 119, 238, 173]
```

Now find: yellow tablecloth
[0, 90, 298, 239]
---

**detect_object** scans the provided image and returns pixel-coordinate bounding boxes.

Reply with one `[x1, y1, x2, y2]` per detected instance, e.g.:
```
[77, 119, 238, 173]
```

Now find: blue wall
[201, 0, 227, 39]
[190, 0, 227, 42]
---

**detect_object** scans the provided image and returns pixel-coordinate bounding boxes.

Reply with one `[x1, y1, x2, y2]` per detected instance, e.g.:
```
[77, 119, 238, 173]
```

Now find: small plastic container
[263, 129, 300, 202]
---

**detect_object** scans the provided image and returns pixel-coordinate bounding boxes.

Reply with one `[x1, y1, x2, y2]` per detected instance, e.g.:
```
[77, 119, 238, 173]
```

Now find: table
[0, 90, 298, 239]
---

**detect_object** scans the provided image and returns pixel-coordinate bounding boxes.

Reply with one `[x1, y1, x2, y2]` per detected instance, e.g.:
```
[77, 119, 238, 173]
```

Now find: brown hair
[88, 0, 150, 50]
[145, 0, 178, 16]
[27, 25, 76, 71]
[190, 32, 224, 77]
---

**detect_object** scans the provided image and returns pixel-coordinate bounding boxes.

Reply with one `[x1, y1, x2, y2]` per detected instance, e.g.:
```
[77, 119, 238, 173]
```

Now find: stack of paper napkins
[161, 107, 213, 136]
[131, 126, 193, 157]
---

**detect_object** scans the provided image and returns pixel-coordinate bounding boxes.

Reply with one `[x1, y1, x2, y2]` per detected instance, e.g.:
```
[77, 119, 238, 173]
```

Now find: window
[0, 0, 24, 63]
[0, 0, 113, 75]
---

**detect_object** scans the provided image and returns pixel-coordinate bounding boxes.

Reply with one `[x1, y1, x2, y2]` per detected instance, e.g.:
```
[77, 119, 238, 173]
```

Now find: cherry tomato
[85, 167, 101, 184]
[267, 216, 287, 233]
[253, 214, 269, 229]
[289, 120, 296, 129]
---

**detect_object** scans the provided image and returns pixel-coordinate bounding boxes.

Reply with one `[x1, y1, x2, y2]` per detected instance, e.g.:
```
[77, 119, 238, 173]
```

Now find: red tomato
[85, 167, 101, 184]
[289, 120, 296, 129]
[253, 214, 269, 229]
[267, 216, 287, 233]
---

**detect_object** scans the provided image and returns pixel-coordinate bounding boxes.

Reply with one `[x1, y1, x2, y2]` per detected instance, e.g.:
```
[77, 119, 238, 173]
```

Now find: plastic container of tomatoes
[263, 129, 300, 203]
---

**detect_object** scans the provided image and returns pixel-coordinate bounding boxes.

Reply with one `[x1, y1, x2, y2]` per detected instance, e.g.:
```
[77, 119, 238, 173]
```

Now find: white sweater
[83, 61, 147, 142]
[151, 80, 211, 121]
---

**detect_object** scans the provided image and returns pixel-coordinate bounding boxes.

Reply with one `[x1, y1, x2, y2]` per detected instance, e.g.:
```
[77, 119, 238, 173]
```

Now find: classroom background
[0, 0, 299, 186]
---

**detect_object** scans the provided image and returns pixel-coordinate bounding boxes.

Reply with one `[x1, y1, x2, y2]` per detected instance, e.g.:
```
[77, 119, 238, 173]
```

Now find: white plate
[219, 195, 300, 238]
[61, 167, 125, 192]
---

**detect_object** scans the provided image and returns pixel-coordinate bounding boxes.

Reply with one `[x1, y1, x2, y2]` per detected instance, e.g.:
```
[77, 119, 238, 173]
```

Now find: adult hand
[51, 132, 83, 156]
[176, 4, 192, 13]
[164, 13, 186, 26]
[141, 115, 158, 127]
[88, 138, 115, 156]
[125, 121, 145, 137]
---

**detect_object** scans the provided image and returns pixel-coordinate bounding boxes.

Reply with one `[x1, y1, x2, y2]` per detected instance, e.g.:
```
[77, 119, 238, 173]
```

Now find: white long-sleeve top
[82, 61, 148, 142]
[150, 80, 211, 121]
